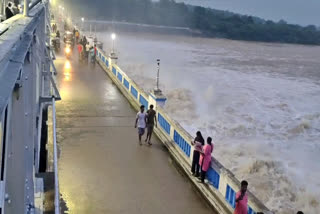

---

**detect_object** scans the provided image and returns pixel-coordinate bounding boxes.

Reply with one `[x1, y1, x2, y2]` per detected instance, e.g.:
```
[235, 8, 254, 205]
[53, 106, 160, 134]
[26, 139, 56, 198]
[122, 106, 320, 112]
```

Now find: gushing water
[97, 31, 320, 213]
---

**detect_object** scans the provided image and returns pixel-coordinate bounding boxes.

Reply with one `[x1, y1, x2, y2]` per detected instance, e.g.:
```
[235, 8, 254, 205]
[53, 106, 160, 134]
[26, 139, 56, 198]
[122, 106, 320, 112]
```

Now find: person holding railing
[191, 131, 204, 177]
[199, 137, 213, 183]
[234, 180, 248, 214]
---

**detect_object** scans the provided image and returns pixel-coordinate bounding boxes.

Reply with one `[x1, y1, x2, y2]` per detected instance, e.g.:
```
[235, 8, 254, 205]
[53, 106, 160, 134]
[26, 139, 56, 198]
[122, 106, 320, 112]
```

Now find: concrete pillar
[108, 52, 118, 67]
[23, 0, 29, 17]
[148, 89, 167, 110]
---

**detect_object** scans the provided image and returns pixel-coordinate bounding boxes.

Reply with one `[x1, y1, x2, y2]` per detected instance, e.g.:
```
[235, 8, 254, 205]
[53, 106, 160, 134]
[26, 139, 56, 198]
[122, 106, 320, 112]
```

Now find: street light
[111, 33, 116, 53]
[155, 59, 160, 91]
[81, 17, 84, 31]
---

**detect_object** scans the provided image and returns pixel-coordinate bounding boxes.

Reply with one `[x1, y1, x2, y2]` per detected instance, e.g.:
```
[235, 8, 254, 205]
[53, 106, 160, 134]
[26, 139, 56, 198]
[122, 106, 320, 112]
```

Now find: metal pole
[112, 39, 114, 53]
[24, 0, 29, 16]
[52, 97, 60, 214]
[156, 59, 160, 90]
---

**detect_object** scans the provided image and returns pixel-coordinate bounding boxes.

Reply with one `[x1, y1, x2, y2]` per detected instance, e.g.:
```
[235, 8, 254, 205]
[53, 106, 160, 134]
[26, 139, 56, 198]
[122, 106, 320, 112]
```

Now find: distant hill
[67, 0, 320, 45]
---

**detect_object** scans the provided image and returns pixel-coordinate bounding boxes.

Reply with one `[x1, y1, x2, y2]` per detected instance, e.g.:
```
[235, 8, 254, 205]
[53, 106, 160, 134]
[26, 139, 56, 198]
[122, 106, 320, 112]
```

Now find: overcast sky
[175, 0, 320, 26]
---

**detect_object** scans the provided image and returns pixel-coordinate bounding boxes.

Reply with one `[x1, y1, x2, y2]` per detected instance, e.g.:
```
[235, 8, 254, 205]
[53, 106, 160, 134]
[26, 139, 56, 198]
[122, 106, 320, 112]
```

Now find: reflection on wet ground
[54, 53, 214, 214]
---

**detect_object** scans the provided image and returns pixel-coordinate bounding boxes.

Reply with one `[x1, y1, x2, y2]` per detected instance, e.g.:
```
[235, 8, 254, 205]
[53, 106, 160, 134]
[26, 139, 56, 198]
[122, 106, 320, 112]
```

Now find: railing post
[24, 0, 29, 16]
[52, 97, 60, 214]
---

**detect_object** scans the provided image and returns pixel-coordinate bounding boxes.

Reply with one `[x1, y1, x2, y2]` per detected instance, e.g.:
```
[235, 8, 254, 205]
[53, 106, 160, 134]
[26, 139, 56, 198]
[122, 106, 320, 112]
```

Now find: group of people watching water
[191, 131, 213, 183]
[190, 132, 305, 214]
[77, 35, 96, 63]
[135, 107, 251, 212]
[135, 108, 304, 214]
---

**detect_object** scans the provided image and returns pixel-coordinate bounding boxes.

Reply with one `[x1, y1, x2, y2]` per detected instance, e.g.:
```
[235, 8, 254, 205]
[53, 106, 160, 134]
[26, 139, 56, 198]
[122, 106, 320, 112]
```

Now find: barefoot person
[145, 105, 157, 145]
[135, 105, 147, 145]
[234, 180, 249, 214]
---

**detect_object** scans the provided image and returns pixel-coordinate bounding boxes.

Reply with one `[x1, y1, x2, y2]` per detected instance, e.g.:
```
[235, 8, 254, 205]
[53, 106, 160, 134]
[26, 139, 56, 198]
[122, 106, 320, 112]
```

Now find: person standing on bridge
[78, 42, 83, 61]
[5, 2, 14, 20]
[191, 131, 204, 177]
[145, 105, 157, 145]
[135, 105, 147, 145]
[199, 136, 213, 183]
[234, 180, 249, 214]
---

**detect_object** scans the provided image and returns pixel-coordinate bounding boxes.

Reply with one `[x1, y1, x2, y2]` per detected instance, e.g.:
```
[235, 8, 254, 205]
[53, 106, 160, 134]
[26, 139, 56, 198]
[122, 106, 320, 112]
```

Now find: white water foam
[97, 31, 320, 213]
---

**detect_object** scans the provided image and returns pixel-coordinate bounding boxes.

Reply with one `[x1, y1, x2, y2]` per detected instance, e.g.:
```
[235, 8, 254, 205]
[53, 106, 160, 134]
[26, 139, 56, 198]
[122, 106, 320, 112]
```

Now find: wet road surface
[54, 52, 214, 214]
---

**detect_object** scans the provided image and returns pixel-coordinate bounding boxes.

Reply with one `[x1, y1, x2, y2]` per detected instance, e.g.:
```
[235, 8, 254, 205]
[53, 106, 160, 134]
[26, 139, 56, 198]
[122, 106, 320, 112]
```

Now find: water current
[96, 31, 320, 214]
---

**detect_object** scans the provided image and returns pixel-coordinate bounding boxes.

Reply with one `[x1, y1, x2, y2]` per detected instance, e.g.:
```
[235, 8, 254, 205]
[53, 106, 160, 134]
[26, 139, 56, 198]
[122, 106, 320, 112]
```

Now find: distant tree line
[68, 0, 320, 45]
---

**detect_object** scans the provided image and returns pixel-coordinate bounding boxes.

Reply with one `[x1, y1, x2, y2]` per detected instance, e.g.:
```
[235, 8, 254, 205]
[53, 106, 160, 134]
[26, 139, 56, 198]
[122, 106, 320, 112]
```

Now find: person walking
[85, 42, 90, 62]
[145, 105, 157, 145]
[89, 47, 95, 64]
[135, 105, 147, 145]
[191, 131, 204, 177]
[234, 180, 249, 214]
[56, 30, 60, 38]
[77, 43, 83, 61]
[75, 30, 80, 44]
[83, 36, 87, 47]
[199, 137, 213, 183]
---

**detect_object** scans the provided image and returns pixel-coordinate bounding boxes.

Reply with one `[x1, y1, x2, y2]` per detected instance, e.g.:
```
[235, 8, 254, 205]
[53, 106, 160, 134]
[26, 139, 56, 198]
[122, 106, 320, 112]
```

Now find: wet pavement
[54, 52, 214, 214]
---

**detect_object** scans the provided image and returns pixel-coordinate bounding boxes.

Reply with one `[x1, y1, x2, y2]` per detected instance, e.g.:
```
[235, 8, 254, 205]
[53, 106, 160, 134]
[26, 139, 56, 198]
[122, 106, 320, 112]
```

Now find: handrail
[52, 97, 60, 214]
[29, 0, 42, 11]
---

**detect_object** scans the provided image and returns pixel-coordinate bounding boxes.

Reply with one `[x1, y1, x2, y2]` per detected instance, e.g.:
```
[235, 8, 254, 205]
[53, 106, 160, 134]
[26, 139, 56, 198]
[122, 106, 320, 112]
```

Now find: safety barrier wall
[96, 49, 271, 214]
[0, 2, 59, 213]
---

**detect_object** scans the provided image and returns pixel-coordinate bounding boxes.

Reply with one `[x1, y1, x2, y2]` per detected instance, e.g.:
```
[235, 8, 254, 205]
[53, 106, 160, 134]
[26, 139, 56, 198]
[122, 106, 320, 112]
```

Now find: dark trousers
[191, 151, 201, 176]
[201, 169, 207, 182]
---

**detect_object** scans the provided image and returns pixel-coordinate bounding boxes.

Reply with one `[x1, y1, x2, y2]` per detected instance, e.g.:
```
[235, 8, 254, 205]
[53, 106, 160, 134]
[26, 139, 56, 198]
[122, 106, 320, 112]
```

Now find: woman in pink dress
[199, 137, 213, 183]
[234, 180, 248, 214]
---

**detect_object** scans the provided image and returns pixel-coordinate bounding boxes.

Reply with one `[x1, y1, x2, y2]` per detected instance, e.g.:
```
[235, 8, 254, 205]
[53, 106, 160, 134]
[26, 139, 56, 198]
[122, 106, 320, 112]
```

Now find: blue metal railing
[248, 206, 256, 214]
[158, 113, 171, 135]
[139, 94, 148, 108]
[225, 184, 236, 208]
[117, 72, 123, 82]
[112, 66, 117, 75]
[173, 130, 191, 157]
[123, 78, 129, 90]
[207, 167, 220, 189]
[130, 86, 138, 99]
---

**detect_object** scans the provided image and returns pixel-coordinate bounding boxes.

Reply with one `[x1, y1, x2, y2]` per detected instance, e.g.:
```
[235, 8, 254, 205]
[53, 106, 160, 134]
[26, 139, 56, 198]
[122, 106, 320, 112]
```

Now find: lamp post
[111, 33, 116, 53]
[81, 17, 84, 31]
[155, 59, 160, 92]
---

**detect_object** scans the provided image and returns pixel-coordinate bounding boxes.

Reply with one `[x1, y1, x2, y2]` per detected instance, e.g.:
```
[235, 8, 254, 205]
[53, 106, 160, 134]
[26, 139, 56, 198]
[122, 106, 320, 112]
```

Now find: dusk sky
[176, 0, 320, 26]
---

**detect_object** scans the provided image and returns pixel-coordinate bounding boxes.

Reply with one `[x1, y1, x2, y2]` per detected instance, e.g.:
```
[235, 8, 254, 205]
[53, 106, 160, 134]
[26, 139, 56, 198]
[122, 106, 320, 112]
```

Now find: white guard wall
[96, 48, 272, 214]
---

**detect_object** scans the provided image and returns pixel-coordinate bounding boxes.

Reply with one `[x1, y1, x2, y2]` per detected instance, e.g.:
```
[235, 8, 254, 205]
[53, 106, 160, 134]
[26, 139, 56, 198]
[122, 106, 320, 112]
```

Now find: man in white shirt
[134, 105, 147, 145]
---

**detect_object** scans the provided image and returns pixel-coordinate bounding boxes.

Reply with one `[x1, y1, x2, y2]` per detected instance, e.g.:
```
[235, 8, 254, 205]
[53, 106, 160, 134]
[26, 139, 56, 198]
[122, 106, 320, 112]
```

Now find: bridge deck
[54, 53, 214, 213]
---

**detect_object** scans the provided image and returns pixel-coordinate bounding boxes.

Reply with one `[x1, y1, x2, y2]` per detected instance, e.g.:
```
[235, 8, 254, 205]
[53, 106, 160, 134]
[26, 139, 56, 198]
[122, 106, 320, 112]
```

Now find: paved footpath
[54, 52, 214, 214]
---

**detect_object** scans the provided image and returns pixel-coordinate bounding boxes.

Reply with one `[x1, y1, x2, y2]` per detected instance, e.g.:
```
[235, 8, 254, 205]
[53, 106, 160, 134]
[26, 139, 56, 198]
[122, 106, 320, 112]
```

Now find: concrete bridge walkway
[54, 52, 214, 213]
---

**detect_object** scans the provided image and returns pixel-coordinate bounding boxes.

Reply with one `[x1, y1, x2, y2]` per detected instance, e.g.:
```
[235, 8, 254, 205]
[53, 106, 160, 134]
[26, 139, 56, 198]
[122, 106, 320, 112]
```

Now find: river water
[96, 31, 320, 214]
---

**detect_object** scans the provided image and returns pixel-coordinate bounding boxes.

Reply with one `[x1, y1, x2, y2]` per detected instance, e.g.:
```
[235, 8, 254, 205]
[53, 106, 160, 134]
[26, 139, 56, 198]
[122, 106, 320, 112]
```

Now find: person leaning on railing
[234, 180, 248, 214]
[198, 137, 213, 183]
[191, 131, 205, 177]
